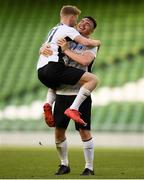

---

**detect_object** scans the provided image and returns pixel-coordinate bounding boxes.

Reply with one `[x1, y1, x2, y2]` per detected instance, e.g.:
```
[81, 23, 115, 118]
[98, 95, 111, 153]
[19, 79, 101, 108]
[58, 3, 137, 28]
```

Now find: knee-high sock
[56, 139, 68, 166]
[83, 138, 94, 171]
[70, 87, 91, 110]
[46, 88, 56, 106]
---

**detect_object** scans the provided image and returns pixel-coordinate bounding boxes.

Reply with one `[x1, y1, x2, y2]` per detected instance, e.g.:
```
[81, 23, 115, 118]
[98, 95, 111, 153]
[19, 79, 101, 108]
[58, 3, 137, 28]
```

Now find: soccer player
[40, 16, 99, 175]
[37, 5, 101, 127]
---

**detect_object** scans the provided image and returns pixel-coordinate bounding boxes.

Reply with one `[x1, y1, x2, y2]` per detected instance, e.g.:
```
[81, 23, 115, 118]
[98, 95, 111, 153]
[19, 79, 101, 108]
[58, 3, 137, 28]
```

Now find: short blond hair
[60, 5, 81, 16]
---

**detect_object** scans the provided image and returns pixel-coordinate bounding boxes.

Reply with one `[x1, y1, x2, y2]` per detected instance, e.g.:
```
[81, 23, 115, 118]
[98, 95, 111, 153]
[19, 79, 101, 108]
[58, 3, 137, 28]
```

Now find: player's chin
[77, 28, 84, 34]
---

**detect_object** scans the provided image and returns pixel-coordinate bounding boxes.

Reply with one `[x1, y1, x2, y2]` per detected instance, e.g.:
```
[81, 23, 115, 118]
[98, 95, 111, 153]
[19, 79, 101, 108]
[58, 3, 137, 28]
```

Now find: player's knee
[79, 72, 100, 88]
[79, 129, 91, 140]
[91, 74, 99, 88]
[55, 136, 65, 143]
[55, 129, 66, 142]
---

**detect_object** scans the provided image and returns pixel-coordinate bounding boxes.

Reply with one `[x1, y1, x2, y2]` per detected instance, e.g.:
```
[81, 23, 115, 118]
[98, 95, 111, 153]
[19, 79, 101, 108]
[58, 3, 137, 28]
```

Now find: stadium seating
[0, 0, 144, 132]
[92, 103, 144, 132]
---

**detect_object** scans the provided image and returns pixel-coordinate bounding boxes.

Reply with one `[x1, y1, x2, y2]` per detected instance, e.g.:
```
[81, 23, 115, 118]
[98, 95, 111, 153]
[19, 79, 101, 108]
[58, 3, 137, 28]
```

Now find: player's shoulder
[62, 24, 78, 32]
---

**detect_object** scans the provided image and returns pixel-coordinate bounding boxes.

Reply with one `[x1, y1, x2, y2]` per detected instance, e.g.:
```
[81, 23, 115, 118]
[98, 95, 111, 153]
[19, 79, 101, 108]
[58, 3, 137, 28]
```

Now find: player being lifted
[37, 5, 101, 127]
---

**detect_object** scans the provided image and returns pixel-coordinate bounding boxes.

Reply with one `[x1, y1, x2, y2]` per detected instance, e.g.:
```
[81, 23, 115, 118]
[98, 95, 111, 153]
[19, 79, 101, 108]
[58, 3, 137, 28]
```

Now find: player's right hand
[57, 38, 68, 52]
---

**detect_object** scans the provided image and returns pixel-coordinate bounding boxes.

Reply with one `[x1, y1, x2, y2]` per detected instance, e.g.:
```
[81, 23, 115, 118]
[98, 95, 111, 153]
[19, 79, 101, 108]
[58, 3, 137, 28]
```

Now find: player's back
[37, 24, 80, 70]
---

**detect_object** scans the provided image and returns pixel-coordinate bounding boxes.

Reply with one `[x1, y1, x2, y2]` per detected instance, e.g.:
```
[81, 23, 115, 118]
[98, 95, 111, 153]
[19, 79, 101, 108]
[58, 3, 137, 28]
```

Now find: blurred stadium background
[0, 0, 144, 147]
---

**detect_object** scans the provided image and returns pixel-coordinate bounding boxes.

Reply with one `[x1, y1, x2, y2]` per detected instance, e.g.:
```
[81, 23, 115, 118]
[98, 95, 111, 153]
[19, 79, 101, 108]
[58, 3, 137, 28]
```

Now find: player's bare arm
[58, 38, 95, 66]
[74, 35, 101, 47]
[40, 40, 95, 66]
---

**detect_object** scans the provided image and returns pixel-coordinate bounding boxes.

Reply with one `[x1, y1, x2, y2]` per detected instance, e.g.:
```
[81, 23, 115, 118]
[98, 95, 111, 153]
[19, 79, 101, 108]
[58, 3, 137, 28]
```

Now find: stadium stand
[0, 0, 144, 132]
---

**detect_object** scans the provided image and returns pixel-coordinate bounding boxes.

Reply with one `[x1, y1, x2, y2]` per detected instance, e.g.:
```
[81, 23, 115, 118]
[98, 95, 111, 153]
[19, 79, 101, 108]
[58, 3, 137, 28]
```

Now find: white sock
[56, 139, 68, 166]
[70, 87, 91, 110]
[46, 88, 56, 106]
[83, 138, 94, 171]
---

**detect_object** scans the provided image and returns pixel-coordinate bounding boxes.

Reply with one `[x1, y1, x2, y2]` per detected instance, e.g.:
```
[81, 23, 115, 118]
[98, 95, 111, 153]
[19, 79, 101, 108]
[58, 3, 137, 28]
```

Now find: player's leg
[38, 63, 98, 126]
[55, 128, 70, 175]
[75, 96, 94, 175]
[64, 70, 99, 126]
[38, 63, 98, 114]
[46, 88, 56, 106]
[79, 129, 94, 175]
[38, 63, 62, 127]
[54, 95, 71, 175]
[55, 128, 68, 166]
[43, 88, 56, 127]
[69, 72, 99, 110]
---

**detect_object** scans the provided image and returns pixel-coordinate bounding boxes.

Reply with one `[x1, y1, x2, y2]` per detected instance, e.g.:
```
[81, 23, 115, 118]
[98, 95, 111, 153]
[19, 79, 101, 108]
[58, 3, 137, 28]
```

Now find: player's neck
[60, 18, 71, 26]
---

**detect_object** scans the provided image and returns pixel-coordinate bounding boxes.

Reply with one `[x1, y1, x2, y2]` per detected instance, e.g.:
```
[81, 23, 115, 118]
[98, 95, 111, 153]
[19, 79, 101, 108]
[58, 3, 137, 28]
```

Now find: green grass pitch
[0, 147, 144, 179]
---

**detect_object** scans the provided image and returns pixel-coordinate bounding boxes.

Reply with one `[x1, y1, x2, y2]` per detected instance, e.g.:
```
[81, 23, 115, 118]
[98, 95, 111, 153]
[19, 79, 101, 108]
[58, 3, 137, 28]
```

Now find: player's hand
[57, 38, 68, 52]
[96, 40, 101, 46]
[39, 43, 53, 57]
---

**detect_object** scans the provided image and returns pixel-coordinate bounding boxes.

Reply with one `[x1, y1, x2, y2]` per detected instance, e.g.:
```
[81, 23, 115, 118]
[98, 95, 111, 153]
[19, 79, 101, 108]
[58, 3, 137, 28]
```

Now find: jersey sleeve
[83, 47, 98, 58]
[66, 27, 80, 40]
